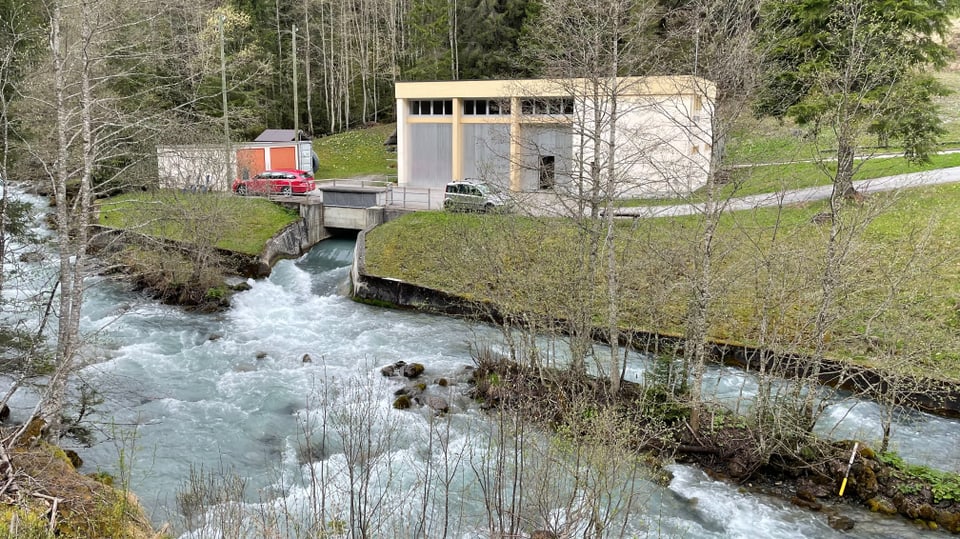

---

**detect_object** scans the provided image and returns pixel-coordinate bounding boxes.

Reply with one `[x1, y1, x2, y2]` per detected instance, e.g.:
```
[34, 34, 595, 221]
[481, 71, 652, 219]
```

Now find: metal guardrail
[316, 178, 391, 189]
[385, 186, 438, 210]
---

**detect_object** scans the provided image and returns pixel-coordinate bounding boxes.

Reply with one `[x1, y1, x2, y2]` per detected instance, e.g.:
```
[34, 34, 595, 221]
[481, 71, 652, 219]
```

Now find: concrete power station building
[393, 76, 716, 198]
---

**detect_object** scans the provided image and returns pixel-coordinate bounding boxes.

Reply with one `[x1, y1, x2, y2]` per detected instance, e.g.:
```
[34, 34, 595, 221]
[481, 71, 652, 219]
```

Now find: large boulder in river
[424, 396, 449, 414]
[381, 361, 405, 377]
[393, 395, 412, 410]
[827, 515, 855, 531]
[402, 363, 425, 379]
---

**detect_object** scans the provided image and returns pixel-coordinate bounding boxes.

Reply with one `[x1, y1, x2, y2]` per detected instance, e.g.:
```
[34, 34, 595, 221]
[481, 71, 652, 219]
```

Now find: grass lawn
[365, 183, 960, 379]
[725, 69, 960, 166]
[312, 123, 397, 180]
[621, 152, 960, 207]
[98, 191, 300, 255]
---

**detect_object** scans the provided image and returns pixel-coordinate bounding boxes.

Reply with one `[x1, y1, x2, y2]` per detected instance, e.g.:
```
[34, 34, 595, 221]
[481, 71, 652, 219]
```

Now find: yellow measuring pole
[838, 442, 860, 496]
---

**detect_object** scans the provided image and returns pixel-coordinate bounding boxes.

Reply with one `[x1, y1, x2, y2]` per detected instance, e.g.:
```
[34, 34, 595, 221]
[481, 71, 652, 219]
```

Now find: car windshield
[474, 183, 492, 195]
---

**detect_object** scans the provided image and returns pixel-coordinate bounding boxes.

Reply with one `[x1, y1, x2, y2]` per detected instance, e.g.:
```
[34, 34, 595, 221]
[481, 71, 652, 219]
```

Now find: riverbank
[466, 353, 960, 534]
[351, 226, 960, 419]
[0, 426, 161, 538]
[352, 224, 960, 533]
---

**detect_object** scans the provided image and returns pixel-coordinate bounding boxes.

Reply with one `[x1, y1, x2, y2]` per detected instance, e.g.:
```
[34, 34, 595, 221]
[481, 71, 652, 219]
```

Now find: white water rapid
[1, 188, 956, 538]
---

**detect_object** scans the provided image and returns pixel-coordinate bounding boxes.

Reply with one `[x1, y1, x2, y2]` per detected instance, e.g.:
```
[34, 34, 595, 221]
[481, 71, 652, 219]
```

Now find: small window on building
[411, 99, 452, 116]
[464, 100, 475, 115]
[489, 100, 501, 115]
[520, 97, 573, 116]
[539, 156, 556, 189]
[693, 95, 703, 112]
[690, 145, 700, 155]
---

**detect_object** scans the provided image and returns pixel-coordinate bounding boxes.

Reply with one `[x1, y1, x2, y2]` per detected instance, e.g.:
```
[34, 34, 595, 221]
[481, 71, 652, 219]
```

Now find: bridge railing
[386, 186, 439, 210]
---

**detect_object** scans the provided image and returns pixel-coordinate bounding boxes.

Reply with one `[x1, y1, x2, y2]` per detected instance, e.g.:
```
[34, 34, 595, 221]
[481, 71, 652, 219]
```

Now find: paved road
[611, 166, 960, 218]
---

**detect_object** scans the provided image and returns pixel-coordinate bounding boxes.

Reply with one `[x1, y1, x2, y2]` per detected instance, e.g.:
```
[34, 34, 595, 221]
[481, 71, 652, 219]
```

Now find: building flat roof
[395, 76, 716, 100]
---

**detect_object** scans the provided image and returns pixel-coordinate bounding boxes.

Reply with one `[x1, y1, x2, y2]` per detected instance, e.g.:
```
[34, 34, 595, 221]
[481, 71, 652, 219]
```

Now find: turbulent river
[3, 188, 959, 538]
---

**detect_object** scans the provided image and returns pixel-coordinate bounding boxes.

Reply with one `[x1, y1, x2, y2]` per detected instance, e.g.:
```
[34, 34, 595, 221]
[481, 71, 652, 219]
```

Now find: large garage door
[269, 146, 297, 170]
[463, 124, 510, 189]
[409, 124, 452, 189]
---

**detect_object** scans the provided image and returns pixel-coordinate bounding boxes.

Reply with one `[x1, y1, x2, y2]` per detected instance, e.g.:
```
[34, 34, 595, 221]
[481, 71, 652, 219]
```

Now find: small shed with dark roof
[255, 129, 304, 142]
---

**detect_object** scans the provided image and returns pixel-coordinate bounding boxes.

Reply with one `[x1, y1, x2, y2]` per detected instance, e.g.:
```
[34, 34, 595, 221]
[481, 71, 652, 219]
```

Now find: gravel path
[612, 166, 960, 218]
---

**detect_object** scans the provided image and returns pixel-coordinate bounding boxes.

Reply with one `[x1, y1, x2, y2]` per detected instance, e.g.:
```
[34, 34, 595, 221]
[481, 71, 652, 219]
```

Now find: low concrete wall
[256, 202, 330, 276]
[352, 227, 487, 316]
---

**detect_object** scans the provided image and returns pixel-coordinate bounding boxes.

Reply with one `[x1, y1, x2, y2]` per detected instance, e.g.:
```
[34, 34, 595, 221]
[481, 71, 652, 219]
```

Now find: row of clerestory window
[409, 98, 575, 117]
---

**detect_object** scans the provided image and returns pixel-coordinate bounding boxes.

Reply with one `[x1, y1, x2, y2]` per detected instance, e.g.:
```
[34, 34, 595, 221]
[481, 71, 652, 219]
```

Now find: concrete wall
[256, 201, 330, 275]
[323, 206, 383, 230]
[157, 146, 231, 191]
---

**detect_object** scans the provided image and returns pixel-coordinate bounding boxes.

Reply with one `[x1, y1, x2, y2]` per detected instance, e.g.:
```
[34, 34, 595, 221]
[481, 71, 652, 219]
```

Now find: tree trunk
[304, 0, 314, 135]
[835, 137, 858, 199]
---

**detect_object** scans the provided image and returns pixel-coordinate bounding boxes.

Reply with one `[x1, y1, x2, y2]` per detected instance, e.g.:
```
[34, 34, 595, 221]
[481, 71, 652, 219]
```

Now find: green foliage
[756, 0, 960, 169]
[0, 505, 52, 538]
[403, 0, 533, 81]
[638, 384, 690, 425]
[1, 198, 37, 239]
[881, 452, 960, 503]
[205, 286, 228, 300]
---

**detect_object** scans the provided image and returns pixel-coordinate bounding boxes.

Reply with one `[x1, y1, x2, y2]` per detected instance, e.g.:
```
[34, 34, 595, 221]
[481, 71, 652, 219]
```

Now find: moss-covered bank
[0, 433, 164, 538]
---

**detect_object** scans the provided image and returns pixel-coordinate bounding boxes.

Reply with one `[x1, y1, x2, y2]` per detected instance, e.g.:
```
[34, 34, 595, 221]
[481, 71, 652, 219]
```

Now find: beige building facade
[394, 76, 716, 198]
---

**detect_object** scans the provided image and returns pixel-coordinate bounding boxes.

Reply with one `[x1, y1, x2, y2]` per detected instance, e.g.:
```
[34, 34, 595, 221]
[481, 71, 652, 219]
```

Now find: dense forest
[0, 0, 716, 150]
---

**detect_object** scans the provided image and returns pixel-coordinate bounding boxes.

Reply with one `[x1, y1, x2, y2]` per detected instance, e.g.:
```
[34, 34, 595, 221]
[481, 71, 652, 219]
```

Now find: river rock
[796, 478, 832, 502]
[19, 251, 44, 263]
[0, 404, 8, 422]
[424, 396, 449, 414]
[935, 509, 960, 533]
[827, 515, 855, 531]
[852, 463, 879, 498]
[381, 361, 407, 377]
[302, 354, 312, 363]
[64, 449, 83, 469]
[256, 351, 268, 360]
[866, 496, 897, 515]
[790, 496, 822, 511]
[402, 363, 425, 379]
[393, 395, 412, 410]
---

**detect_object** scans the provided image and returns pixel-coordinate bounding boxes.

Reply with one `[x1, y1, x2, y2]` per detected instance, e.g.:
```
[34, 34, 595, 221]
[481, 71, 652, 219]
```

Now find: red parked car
[232, 169, 315, 196]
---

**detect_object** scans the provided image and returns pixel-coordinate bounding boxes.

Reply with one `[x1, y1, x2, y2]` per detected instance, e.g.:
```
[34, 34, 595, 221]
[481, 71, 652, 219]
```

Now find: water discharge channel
[2, 189, 958, 538]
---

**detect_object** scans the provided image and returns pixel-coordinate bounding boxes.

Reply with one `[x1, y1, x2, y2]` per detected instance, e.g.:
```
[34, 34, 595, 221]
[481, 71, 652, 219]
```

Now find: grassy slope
[98, 191, 300, 255]
[312, 123, 397, 180]
[366, 184, 960, 378]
